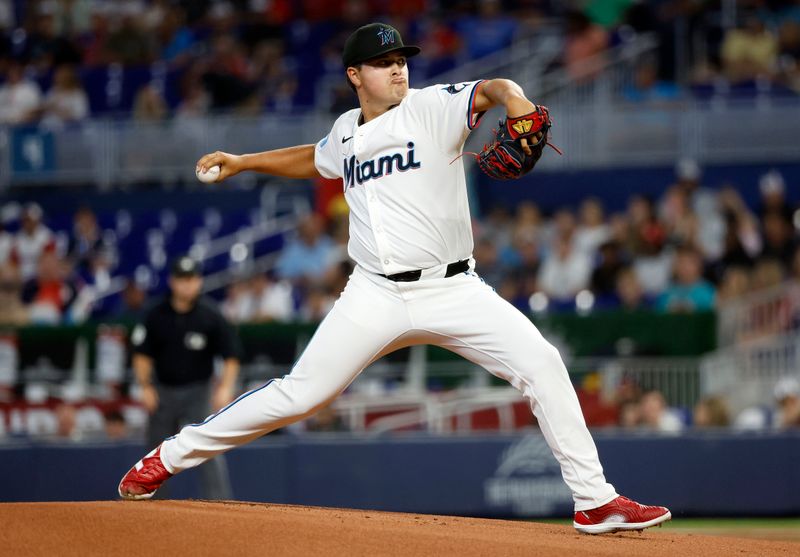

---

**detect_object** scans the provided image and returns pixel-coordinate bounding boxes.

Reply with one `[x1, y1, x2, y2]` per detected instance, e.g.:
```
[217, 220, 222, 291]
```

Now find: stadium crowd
[2, 1, 800, 440]
[2, 0, 800, 124]
[0, 161, 798, 327]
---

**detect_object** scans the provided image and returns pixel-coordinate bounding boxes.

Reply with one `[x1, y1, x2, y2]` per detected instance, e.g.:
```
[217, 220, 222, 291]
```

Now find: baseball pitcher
[119, 22, 671, 534]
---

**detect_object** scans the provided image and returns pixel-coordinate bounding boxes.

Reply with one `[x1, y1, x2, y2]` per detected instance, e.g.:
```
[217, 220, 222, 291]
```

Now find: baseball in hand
[196, 165, 221, 183]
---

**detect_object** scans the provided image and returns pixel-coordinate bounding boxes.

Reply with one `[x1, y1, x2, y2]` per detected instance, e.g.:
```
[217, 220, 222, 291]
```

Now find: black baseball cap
[342, 23, 421, 68]
[170, 256, 202, 277]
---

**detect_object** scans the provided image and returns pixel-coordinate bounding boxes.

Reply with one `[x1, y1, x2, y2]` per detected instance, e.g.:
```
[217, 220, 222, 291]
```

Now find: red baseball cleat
[573, 495, 671, 534]
[118, 445, 173, 500]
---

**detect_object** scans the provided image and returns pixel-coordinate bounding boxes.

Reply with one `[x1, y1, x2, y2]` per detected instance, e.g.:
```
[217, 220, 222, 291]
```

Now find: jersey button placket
[366, 184, 393, 273]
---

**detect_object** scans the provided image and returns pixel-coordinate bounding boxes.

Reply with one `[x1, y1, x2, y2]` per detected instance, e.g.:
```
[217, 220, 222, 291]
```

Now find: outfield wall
[2, 432, 798, 517]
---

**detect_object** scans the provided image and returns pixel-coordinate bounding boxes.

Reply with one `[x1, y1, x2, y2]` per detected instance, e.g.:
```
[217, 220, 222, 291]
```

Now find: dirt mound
[1, 501, 797, 557]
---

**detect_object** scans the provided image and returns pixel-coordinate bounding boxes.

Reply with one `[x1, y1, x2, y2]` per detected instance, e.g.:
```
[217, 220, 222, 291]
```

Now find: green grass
[660, 518, 800, 529]
[531, 517, 800, 541]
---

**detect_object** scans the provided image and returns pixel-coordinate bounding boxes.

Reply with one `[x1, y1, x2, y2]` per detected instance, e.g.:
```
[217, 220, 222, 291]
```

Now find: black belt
[381, 259, 469, 282]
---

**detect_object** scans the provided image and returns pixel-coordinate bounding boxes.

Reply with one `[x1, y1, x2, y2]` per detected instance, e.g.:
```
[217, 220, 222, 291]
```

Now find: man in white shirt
[119, 22, 670, 534]
[12, 203, 56, 281]
[0, 62, 42, 125]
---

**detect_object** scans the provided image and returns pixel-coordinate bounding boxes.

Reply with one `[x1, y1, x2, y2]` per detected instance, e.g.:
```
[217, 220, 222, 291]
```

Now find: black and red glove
[475, 105, 560, 181]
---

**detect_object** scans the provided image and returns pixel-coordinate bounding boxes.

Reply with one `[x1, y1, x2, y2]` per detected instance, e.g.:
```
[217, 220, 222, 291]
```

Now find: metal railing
[700, 331, 800, 414]
[238, 349, 702, 434]
[716, 281, 800, 347]
[5, 97, 800, 190]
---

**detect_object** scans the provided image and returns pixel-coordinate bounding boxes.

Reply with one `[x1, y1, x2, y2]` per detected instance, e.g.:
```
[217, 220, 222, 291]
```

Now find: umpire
[131, 255, 240, 499]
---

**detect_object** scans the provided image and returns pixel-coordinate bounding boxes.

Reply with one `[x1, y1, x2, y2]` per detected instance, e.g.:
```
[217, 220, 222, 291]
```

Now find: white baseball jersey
[314, 81, 485, 275]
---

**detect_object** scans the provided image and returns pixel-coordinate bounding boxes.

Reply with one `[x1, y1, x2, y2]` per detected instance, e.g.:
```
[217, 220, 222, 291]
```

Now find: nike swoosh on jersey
[342, 136, 353, 143]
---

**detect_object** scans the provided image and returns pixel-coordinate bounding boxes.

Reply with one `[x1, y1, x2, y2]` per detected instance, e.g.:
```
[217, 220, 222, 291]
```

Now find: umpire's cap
[170, 255, 202, 277]
[342, 23, 421, 68]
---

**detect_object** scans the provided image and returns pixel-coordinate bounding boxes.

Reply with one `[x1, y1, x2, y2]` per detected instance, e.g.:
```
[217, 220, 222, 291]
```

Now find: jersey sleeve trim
[467, 79, 487, 130]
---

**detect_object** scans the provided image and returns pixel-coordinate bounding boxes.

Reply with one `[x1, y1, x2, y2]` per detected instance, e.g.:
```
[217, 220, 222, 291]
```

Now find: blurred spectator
[777, 20, 800, 93]
[622, 58, 681, 104]
[0, 218, 12, 266]
[53, 401, 105, 440]
[659, 186, 699, 251]
[39, 64, 90, 129]
[590, 240, 625, 300]
[639, 390, 684, 432]
[480, 205, 514, 251]
[324, 260, 353, 299]
[416, 16, 461, 77]
[106, 13, 155, 66]
[626, 196, 674, 295]
[614, 265, 651, 311]
[133, 83, 169, 121]
[618, 399, 640, 429]
[737, 376, 800, 430]
[656, 246, 716, 313]
[21, 252, 78, 325]
[563, 9, 609, 81]
[104, 409, 129, 440]
[632, 236, 673, 297]
[758, 169, 792, 225]
[25, 8, 83, 67]
[0, 61, 42, 125]
[67, 206, 103, 272]
[669, 159, 724, 260]
[500, 229, 541, 299]
[304, 403, 347, 432]
[774, 376, 800, 429]
[454, 0, 517, 60]
[52, 0, 93, 37]
[760, 211, 796, 266]
[537, 235, 592, 302]
[155, 5, 196, 67]
[276, 214, 335, 282]
[716, 266, 751, 305]
[543, 208, 578, 255]
[574, 197, 610, 255]
[585, 0, 634, 29]
[202, 34, 256, 111]
[55, 402, 79, 439]
[693, 395, 731, 428]
[12, 203, 56, 281]
[80, 8, 112, 66]
[113, 278, 148, 321]
[474, 235, 506, 288]
[327, 212, 351, 265]
[0, 0, 14, 31]
[751, 257, 786, 291]
[0, 264, 28, 326]
[221, 278, 254, 323]
[721, 15, 778, 83]
[81, 248, 113, 292]
[299, 284, 336, 322]
[713, 187, 761, 279]
[792, 245, 800, 282]
[250, 271, 294, 322]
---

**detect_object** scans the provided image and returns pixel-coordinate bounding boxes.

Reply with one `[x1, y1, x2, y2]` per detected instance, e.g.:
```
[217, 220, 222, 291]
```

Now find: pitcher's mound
[1, 501, 797, 557]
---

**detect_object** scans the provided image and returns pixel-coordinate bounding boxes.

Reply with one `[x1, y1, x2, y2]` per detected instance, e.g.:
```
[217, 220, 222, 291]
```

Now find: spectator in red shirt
[21, 252, 77, 325]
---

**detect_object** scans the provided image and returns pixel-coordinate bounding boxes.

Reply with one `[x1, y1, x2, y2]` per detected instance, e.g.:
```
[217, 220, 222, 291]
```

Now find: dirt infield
[1, 501, 798, 557]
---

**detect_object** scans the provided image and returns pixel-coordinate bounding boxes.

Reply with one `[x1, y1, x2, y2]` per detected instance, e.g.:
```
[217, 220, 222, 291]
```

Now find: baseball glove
[475, 106, 560, 180]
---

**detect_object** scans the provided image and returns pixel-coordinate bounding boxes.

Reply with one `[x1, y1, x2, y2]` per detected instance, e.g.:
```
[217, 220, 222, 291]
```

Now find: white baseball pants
[160, 264, 618, 511]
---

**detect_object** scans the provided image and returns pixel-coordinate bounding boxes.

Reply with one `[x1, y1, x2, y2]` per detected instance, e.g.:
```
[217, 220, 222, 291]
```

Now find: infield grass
[532, 518, 800, 541]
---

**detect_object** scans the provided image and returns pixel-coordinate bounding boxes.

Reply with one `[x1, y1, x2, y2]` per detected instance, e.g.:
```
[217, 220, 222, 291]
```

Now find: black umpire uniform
[131, 256, 241, 499]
